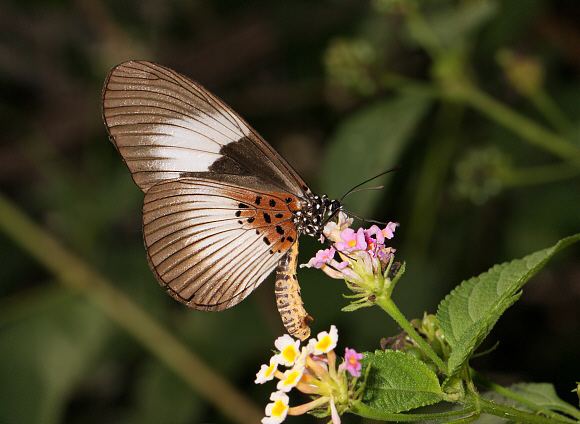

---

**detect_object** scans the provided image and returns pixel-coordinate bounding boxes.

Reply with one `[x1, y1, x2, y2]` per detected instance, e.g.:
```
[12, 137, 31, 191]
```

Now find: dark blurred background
[1, 0, 579, 423]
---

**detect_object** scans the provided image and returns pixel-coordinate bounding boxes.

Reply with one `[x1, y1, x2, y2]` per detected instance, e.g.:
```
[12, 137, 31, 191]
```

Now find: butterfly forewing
[102, 60, 307, 196]
[142, 178, 299, 311]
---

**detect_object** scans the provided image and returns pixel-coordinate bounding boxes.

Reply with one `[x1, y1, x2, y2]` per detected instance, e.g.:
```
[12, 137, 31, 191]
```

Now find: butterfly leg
[274, 241, 313, 341]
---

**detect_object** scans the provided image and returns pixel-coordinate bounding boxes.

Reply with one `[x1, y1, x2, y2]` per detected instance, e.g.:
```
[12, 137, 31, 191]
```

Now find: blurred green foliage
[0, 0, 579, 423]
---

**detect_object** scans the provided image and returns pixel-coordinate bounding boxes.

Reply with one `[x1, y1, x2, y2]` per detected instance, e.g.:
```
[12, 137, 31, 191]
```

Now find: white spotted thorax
[292, 192, 342, 237]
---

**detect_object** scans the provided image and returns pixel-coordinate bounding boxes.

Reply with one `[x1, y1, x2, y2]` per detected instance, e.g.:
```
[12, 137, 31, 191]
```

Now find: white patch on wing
[120, 114, 251, 177]
[121, 145, 220, 173]
[154, 116, 244, 150]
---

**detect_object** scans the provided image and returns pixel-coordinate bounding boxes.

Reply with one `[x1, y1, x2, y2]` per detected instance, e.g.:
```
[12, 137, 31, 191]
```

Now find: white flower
[262, 391, 290, 424]
[323, 212, 353, 242]
[312, 325, 339, 355]
[296, 344, 313, 367]
[276, 362, 305, 392]
[274, 334, 301, 367]
[255, 356, 279, 384]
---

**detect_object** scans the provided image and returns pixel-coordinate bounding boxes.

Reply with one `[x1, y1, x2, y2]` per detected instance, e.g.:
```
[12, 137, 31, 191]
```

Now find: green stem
[459, 84, 580, 162]
[404, 102, 463, 256]
[0, 193, 262, 424]
[376, 295, 447, 374]
[529, 89, 573, 135]
[479, 397, 574, 424]
[406, 3, 443, 58]
[381, 73, 441, 98]
[352, 402, 476, 422]
[473, 370, 580, 423]
[503, 163, 580, 188]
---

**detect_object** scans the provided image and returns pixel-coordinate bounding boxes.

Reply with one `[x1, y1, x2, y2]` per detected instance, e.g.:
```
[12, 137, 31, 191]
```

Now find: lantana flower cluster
[302, 212, 401, 305]
[255, 325, 364, 424]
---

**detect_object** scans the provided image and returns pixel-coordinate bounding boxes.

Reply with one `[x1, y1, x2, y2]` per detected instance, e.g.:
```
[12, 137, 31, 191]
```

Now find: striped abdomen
[275, 241, 313, 341]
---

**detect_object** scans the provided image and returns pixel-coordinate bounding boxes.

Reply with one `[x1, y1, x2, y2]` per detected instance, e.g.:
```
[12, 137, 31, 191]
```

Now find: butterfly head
[294, 194, 342, 238]
[327, 198, 342, 215]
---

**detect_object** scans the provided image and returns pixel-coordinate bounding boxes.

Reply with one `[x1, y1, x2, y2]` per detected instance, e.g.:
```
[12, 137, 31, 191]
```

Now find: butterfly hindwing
[102, 60, 307, 196]
[142, 177, 299, 311]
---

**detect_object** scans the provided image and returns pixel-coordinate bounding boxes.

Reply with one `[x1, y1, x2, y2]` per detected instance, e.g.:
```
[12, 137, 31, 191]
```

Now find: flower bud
[497, 49, 544, 97]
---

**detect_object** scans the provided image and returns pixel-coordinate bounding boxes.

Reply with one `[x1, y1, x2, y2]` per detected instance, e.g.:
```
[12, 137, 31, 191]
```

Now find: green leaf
[509, 383, 579, 415]
[427, 0, 498, 48]
[437, 234, 580, 376]
[484, 383, 580, 419]
[341, 301, 372, 312]
[359, 350, 444, 415]
[321, 93, 431, 216]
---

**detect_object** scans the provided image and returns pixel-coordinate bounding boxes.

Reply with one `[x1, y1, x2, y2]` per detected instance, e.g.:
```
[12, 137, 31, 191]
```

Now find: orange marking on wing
[224, 192, 301, 254]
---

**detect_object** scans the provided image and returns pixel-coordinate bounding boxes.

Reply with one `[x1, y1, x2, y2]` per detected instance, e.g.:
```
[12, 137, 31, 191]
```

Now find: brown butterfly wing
[102, 60, 307, 196]
[143, 177, 300, 311]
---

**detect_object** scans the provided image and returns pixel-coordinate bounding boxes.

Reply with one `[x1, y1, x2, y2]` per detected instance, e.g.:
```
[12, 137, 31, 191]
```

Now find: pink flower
[307, 247, 336, 269]
[343, 348, 363, 377]
[377, 246, 396, 266]
[366, 225, 385, 246]
[335, 228, 367, 253]
[382, 222, 399, 240]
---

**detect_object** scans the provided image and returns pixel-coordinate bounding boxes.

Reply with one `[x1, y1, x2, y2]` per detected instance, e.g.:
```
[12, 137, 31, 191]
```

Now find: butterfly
[102, 61, 342, 340]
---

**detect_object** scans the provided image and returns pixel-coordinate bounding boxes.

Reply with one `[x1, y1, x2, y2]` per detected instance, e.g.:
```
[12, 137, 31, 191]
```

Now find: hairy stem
[0, 193, 262, 424]
[375, 295, 447, 374]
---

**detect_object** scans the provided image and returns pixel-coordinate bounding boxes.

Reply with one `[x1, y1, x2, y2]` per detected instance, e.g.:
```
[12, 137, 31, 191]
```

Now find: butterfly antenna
[339, 167, 400, 202]
[344, 185, 384, 196]
[342, 208, 388, 226]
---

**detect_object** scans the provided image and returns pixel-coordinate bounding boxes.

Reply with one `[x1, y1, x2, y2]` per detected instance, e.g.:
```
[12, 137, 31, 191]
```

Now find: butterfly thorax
[293, 193, 341, 237]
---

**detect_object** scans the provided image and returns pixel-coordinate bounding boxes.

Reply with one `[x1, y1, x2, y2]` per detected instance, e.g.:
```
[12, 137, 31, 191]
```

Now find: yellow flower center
[271, 400, 287, 417]
[265, 363, 276, 377]
[283, 370, 301, 386]
[348, 239, 357, 247]
[316, 336, 332, 352]
[282, 346, 298, 363]
[349, 357, 357, 365]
